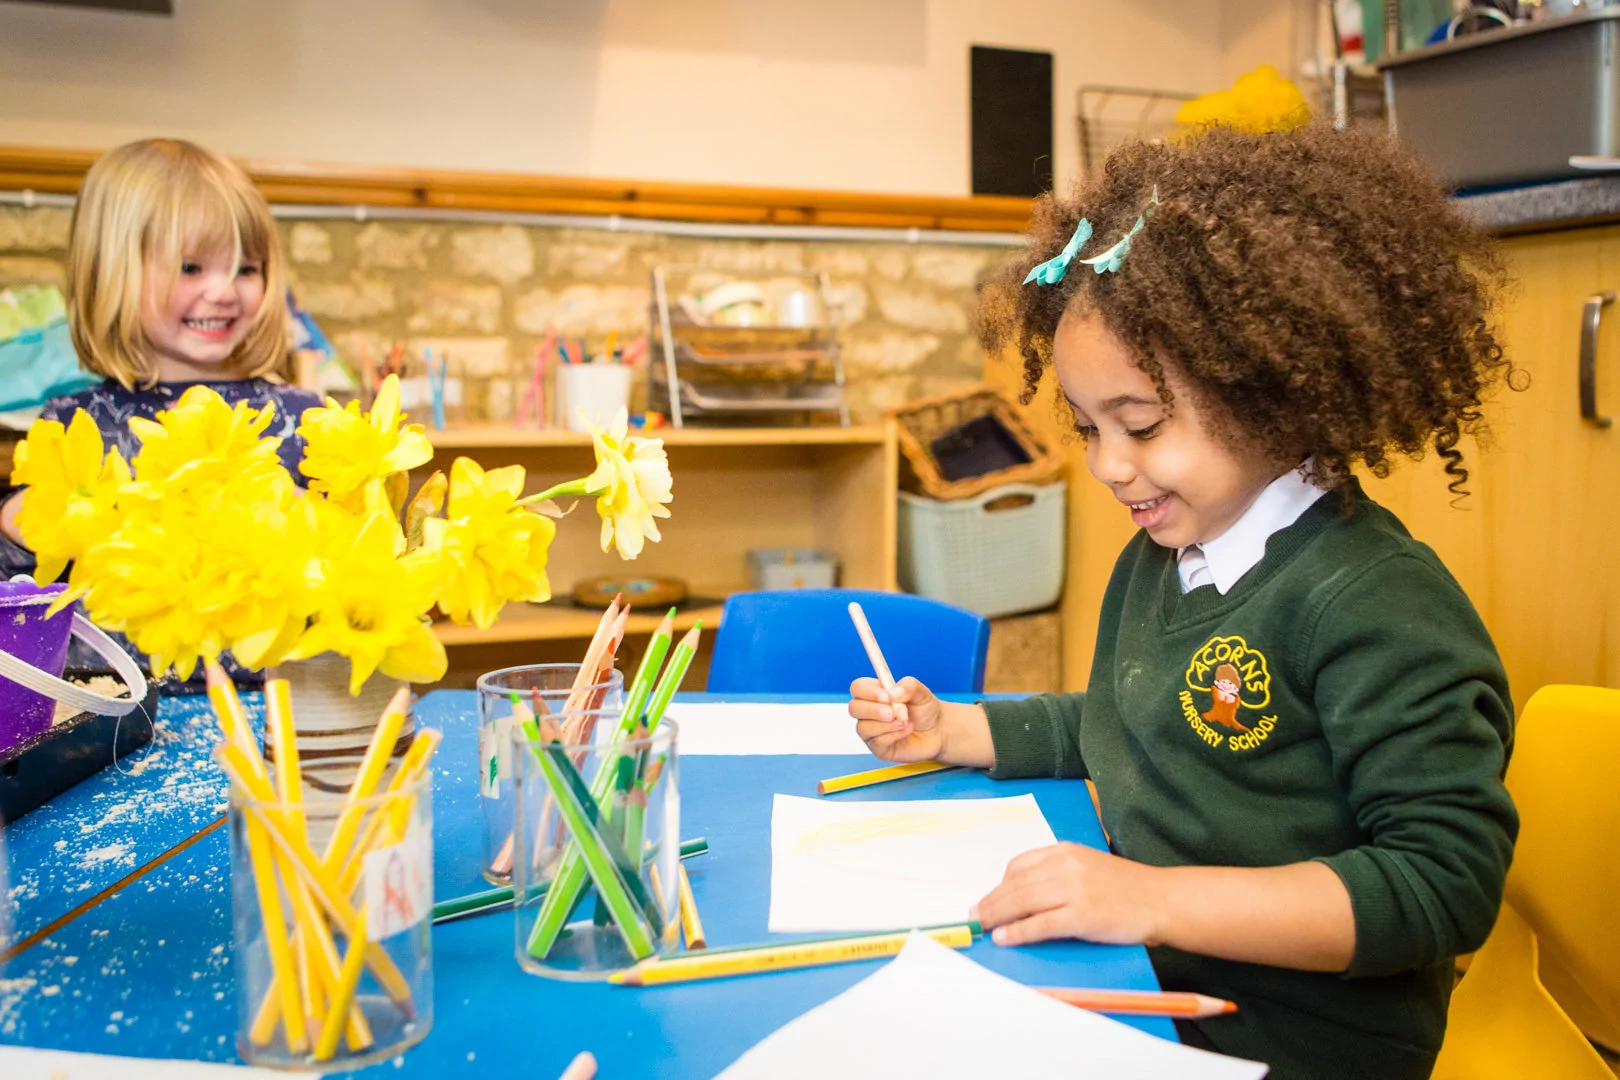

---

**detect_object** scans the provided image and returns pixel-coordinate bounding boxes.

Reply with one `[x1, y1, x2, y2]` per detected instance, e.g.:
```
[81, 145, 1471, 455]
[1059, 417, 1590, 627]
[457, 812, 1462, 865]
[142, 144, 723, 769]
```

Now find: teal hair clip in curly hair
[1023, 218, 1093, 285]
[1025, 186, 1160, 286]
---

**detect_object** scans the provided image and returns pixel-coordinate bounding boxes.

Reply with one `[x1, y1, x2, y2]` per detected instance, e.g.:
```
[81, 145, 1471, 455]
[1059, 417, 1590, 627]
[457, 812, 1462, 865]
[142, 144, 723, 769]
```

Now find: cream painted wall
[0, 0, 1273, 196]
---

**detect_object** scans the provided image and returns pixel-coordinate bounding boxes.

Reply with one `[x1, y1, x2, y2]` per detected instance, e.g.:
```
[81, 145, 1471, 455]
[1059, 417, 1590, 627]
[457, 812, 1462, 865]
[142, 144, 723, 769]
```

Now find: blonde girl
[2, 137, 317, 555]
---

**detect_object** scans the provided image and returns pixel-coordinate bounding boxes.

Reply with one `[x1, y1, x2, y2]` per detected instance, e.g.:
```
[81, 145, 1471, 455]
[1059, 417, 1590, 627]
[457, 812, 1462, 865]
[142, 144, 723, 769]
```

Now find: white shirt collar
[1177, 463, 1327, 594]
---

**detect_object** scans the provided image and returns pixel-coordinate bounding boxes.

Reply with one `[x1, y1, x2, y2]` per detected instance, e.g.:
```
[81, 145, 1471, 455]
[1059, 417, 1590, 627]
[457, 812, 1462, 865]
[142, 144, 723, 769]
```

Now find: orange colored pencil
[1035, 986, 1236, 1018]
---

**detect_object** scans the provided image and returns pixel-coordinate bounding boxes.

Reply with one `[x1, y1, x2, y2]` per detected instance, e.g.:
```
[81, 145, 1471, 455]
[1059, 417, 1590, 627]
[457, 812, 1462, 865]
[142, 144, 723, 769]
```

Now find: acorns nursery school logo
[1178, 635, 1277, 752]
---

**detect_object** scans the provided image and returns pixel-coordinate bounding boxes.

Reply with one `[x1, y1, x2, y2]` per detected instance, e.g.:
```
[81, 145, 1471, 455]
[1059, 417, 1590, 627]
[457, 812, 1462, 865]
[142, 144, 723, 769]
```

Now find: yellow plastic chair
[1433, 902, 1608, 1080]
[1433, 684, 1620, 1079]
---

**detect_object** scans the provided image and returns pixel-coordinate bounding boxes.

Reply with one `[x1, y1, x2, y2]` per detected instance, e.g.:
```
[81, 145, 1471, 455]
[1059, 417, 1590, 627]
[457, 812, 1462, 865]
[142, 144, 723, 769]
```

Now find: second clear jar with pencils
[509, 712, 680, 979]
[475, 664, 624, 885]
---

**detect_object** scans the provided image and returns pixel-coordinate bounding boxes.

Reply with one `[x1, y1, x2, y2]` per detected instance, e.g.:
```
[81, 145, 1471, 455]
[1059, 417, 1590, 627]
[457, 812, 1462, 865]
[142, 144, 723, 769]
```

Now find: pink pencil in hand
[848, 601, 908, 727]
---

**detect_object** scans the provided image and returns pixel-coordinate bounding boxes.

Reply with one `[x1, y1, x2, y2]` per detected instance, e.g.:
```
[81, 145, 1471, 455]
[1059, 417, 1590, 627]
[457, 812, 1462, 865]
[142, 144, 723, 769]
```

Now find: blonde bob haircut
[66, 138, 289, 388]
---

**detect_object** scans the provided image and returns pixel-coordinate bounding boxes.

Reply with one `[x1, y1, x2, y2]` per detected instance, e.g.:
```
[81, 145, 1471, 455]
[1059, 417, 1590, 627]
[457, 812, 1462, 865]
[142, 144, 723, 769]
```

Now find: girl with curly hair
[848, 125, 1518, 1079]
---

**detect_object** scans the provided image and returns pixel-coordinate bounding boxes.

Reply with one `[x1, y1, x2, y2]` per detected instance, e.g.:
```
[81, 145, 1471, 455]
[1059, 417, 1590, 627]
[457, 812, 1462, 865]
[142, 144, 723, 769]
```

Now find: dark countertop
[1459, 175, 1620, 235]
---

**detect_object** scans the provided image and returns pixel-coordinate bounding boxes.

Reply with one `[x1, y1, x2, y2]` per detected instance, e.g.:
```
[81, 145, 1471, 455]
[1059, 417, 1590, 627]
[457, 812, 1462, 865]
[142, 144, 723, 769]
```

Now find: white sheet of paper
[660, 703, 871, 756]
[715, 932, 1270, 1080]
[768, 793, 1057, 932]
[0, 1045, 287, 1079]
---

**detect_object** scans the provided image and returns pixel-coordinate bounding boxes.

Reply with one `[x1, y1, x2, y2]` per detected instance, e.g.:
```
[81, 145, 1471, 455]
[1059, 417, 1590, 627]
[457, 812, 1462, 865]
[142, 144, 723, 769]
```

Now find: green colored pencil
[619, 608, 676, 737]
[643, 624, 701, 733]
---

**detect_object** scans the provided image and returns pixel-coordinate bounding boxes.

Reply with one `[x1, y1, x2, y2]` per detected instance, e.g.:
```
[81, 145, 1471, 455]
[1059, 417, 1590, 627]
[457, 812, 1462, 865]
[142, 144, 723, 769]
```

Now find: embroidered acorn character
[1201, 662, 1251, 732]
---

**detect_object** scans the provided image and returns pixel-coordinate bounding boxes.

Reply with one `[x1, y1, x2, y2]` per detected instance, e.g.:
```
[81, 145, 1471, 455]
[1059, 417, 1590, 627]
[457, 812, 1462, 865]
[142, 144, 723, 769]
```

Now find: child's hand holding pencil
[846, 675, 948, 764]
[844, 603, 998, 771]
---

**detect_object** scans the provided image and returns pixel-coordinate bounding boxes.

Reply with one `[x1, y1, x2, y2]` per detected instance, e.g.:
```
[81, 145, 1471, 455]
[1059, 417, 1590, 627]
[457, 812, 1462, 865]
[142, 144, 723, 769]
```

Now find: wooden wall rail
[0, 145, 1033, 234]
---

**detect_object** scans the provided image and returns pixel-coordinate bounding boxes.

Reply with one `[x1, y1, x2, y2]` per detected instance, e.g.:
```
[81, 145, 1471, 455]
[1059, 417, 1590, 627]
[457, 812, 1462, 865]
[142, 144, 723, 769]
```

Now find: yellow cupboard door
[1361, 226, 1619, 706]
[1487, 229, 1620, 700]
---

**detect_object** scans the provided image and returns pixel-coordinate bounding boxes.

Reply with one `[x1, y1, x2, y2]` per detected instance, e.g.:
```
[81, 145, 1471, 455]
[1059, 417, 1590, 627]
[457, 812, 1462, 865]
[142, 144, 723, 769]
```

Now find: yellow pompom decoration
[1176, 65, 1309, 134]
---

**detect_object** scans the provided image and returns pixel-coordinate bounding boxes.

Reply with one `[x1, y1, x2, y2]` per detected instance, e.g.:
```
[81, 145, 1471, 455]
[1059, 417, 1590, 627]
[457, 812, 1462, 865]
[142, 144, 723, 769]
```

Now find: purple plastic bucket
[0, 579, 75, 755]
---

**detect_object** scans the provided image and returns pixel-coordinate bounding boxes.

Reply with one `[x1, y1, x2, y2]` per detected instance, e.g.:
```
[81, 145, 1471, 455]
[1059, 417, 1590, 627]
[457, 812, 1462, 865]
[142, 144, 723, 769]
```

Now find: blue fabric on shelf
[0, 690, 1173, 1076]
[0, 322, 98, 413]
[707, 589, 990, 695]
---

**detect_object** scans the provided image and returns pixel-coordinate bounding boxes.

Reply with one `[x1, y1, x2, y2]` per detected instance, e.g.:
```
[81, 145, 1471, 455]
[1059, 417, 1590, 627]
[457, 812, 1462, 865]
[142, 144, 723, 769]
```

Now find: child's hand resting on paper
[971, 843, 1357, 970]
[846, 675, 996, 769]
[970, 843, 1166, 948]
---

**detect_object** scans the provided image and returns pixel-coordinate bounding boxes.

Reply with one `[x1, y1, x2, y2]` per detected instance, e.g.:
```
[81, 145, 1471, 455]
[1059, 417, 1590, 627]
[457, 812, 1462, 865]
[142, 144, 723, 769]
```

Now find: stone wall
[0, 204, 1007, 423]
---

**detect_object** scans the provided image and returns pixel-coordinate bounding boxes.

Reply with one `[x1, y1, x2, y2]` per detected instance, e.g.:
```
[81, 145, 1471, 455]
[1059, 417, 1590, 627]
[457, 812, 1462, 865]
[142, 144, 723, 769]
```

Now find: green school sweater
[983, 489, 1516, 1080]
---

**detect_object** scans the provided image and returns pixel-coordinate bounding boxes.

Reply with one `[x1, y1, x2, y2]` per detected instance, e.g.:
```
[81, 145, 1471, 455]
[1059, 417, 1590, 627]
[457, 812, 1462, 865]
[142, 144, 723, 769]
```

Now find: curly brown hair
[977, 123, 1517, 502]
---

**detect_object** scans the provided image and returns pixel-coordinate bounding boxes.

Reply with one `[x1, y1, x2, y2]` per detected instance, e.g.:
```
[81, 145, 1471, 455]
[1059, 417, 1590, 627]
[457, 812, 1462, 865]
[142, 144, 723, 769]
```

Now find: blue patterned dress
[0, 377, 323, 691]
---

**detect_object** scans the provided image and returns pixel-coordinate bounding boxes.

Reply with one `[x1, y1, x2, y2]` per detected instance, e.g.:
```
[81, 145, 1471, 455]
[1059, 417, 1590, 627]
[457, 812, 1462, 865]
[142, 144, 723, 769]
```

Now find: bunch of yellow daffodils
[11, 377, 673, 692]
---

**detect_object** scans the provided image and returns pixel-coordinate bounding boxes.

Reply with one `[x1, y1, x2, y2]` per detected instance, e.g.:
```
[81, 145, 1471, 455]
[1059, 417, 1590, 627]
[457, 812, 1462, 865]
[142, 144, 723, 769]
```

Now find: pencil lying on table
[609, 921, 981, 987]
[1035, 987, 1237, 1018]
[431, 837, 710, 925]
[816, 760, 957, 796]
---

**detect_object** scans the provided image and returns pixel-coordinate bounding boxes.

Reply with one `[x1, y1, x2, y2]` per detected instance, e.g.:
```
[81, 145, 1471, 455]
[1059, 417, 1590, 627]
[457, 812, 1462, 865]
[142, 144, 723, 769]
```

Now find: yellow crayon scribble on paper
[792, 803, 1041, 855]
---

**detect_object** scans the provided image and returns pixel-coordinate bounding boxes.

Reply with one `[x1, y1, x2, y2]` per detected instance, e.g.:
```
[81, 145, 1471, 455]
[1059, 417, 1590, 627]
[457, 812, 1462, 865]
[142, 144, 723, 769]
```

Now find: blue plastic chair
[707, 589, 990, 695]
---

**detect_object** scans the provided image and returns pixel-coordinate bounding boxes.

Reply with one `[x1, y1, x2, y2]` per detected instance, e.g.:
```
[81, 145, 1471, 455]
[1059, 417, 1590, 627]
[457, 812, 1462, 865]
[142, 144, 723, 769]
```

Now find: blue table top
[2, 693, 258, 947]
[0, 690, 1172, 1076]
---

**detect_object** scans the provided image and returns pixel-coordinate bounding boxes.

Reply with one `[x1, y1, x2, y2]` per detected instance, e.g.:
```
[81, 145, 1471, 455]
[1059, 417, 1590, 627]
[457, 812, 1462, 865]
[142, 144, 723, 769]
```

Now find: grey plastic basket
[897, 481, 1066, 619]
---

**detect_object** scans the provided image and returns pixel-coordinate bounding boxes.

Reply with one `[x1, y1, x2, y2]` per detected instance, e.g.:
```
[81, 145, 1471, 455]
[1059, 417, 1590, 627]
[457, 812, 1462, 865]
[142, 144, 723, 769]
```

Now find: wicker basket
[889, 383, 1064, 500]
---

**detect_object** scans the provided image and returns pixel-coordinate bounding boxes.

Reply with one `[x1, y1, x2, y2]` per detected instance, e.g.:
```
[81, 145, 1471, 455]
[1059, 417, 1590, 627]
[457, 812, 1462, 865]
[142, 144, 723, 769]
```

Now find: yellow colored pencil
[320, 686, 411, 870]
[610, 923, 978, 987]
[205, 658, 268, 785]
[336, 728, 443, 896]
[246, 815, 308, 1053]
[315, 910, 370, 1062]
[676, 864, 706, 950]
[264, 679, 303, 819]
[816, 760, 958, 796]
[295, 926, 323, 1038]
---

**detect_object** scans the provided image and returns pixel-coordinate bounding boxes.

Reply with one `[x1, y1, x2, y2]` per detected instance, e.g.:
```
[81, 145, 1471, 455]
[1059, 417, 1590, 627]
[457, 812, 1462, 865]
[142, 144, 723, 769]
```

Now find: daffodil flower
[527, 408, 673, 560]
[297, 374, 435, 510]
[126, 384, 286, 494]
[425, 457, 556, 629]
[290, 505, 447, 693]
[10, 412, 131, 584]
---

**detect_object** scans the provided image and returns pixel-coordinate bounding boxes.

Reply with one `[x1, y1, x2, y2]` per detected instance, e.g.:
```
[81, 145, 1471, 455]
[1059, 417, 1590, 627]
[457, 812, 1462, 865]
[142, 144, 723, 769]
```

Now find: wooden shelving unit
[427, 425, 887, 450]
[421, 423, 899, 687]
[433, 601, 722, 647]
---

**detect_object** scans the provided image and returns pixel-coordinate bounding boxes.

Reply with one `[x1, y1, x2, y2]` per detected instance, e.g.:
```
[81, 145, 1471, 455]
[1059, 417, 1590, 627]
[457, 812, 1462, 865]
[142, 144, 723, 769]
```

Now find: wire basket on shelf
[889, 383, 1064, 501]
[649, 266, 849, 428]
[1076, 85, 1195, 175]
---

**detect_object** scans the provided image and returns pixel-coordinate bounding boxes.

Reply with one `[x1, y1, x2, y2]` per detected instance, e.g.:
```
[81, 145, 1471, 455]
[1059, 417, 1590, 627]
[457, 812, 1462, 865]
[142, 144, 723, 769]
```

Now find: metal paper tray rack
[649, 266, 850, 427]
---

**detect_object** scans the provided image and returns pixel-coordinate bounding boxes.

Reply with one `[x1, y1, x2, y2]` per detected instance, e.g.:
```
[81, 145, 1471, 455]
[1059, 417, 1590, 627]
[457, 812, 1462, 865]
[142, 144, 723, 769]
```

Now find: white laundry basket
[897, 480, 1066, 619]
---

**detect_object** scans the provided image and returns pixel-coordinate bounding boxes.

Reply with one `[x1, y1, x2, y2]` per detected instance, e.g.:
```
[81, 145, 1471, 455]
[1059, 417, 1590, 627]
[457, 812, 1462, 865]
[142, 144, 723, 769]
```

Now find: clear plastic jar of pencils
[223, 755, 435, 1070]
[475, 665, 625, 885]
[510, 712, 680, 980]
